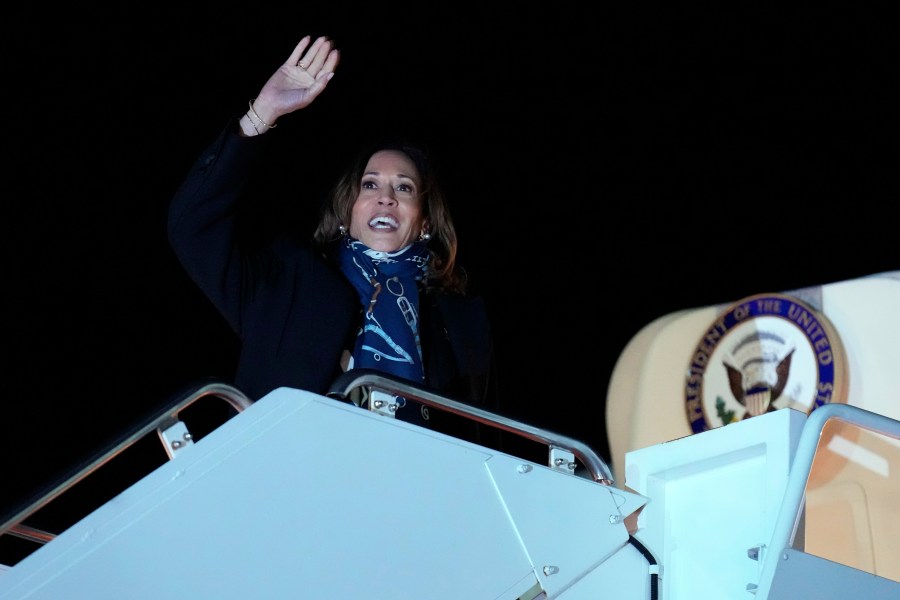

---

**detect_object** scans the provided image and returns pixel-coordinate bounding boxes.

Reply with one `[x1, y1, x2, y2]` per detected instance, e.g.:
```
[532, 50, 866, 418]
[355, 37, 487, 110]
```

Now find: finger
[308, 37, 338, 71]
[297, 36, 327, 68]
[285, 35, 312, 67]
[321, 48, 340, 74]
[315, 67, 335, 84]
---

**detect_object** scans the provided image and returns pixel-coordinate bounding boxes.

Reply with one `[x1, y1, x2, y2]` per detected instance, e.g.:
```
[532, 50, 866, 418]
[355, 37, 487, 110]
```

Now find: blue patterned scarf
[338, 237, 431, 423]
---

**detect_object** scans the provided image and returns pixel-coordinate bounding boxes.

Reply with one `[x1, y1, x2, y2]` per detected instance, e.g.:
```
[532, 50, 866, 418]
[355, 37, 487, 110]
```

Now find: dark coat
[168, 118, 499, 441]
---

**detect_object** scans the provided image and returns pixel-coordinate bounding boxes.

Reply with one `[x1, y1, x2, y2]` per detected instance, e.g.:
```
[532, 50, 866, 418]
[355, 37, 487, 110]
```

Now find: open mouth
[368, 216, 399, 231]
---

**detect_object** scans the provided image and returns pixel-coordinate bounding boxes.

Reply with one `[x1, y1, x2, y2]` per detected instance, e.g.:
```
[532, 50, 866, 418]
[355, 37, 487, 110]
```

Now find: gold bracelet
[248, 99, 277, 129]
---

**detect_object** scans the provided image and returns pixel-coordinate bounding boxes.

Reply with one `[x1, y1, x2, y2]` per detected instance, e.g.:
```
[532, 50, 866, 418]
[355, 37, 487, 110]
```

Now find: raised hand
[245, 35, 340, 132]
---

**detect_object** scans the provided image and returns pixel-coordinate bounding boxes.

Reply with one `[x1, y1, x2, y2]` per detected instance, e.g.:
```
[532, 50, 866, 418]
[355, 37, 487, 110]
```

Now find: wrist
[240, 111, 269, 136]
[247, 99, 278, 132]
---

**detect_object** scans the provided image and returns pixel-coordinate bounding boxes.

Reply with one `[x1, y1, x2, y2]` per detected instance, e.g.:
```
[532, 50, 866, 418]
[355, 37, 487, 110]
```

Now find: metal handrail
[755, 403, 900, 597]
[328, 369, 615, 485]
[1, 381, 252, 546]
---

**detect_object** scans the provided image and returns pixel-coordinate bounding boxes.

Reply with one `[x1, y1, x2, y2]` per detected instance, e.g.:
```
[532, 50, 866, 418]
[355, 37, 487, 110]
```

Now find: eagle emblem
[724, 345, 794, 418]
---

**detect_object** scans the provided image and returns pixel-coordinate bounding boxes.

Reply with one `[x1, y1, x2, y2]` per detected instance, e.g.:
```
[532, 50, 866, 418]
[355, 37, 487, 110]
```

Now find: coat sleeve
[167, 117, 272, 335]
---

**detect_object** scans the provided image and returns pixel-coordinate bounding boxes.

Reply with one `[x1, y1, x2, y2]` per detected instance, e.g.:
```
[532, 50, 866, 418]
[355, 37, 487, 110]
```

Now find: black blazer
[168, 118, 500, 440]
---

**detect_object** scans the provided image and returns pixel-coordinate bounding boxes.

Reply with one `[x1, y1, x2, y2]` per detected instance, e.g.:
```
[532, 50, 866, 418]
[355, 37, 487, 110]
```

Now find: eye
[361, 178, 378, 190]
[395, 183, 415, 194]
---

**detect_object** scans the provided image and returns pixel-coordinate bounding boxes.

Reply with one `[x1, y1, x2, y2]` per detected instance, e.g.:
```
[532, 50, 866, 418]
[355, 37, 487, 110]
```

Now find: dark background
[4, 5, 897, 521]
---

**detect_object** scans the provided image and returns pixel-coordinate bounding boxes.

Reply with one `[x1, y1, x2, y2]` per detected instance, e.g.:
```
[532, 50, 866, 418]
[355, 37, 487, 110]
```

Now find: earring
[419, 231, 431, 242]
[338, 224, 347, 236]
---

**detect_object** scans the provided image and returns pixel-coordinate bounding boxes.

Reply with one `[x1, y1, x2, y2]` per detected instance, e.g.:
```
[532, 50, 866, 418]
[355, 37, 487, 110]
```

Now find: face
[349, 150, 426, 252]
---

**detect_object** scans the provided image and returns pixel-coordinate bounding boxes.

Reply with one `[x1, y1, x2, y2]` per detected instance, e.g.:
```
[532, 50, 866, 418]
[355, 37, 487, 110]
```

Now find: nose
[377, 189, 397, 205]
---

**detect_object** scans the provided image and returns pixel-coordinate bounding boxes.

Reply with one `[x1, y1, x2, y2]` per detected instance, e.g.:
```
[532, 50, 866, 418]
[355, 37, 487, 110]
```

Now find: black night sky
[4, 5, 897, 524]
